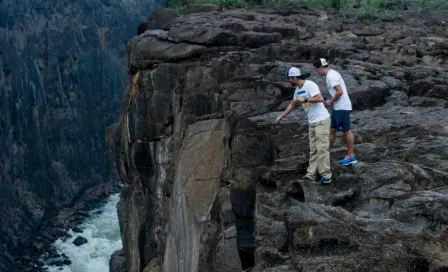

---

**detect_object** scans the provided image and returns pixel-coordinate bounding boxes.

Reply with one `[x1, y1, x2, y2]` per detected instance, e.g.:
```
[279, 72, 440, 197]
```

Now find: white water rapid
[43, 193, 122, 272]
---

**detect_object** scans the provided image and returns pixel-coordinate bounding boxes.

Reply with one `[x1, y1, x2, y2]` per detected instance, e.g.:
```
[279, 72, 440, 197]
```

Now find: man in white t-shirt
[274, 67, 332, 184]
[313, 58, 357, 165]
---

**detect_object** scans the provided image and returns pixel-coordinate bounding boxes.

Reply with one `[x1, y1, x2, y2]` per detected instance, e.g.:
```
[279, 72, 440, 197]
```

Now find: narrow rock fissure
[231, 187, 256, 271]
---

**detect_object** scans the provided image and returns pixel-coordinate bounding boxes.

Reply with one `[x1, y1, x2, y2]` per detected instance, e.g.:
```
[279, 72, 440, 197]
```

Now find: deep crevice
[407, 258, 430, 272]
[287, 182, 305, 202]
[231, 185, 256, 270]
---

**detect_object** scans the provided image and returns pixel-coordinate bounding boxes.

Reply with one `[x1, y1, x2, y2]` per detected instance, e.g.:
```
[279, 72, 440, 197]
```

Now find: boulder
[72, 236, 88, 246]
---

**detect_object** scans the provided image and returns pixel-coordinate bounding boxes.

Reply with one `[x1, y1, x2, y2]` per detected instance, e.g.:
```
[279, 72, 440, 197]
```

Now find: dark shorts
[331, 110, 351, 132]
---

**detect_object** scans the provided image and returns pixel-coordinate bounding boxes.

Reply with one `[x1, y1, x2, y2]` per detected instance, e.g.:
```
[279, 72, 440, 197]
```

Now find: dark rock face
[109, 249, 126, 272]
[107, 5, 448, 272]
[0, 0, 161, 270]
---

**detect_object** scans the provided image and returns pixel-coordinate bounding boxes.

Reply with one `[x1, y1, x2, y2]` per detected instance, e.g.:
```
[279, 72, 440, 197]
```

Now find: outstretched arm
[274, 100, 298, 123]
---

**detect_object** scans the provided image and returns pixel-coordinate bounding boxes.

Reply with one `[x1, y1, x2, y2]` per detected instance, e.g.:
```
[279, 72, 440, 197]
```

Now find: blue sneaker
[320, 177, 332, 184]
[339, 156, 357, 165]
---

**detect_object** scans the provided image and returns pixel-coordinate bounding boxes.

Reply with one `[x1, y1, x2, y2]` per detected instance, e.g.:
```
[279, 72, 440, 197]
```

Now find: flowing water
[43, 193, 122, 272]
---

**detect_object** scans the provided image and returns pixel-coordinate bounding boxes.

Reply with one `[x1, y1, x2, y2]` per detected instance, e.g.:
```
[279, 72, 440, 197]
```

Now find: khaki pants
[306, 117, 331, 179]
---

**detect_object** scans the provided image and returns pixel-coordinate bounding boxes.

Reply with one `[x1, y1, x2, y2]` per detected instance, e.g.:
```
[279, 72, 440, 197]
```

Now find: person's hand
[273, 115, 283, 124]
[296, 96, 305, 103]
[324, 99, 333, 106]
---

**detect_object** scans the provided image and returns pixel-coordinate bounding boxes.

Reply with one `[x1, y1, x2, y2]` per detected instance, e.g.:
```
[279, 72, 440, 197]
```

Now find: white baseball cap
[282, 67, 301, 79]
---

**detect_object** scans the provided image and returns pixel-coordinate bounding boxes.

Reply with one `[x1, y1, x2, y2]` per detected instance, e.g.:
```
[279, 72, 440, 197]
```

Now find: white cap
[282, 67, 301, 79]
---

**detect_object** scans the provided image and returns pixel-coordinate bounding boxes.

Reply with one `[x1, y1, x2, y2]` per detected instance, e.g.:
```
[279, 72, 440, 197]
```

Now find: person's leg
[329, 129, 336, 150]
[329, 111, 337, 150]
[343, 110, 355, 157]
[339, 111, 357, 165]
[315, 118, 331, 180]
[306, 124, 318, 180]
[344, 130, 355, 157]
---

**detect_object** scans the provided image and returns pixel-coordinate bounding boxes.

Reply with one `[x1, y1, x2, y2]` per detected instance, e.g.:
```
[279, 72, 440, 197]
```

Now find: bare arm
[327, 84, 343, 105]
[274, 92, 323, 123]
[307, 93, 324, 103]
[274, 100, 298, 123]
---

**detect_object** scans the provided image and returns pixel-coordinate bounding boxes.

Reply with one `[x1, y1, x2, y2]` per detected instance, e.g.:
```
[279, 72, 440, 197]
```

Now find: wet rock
[72, 227, 83, 233]
[49, 260, 64, 267]
[72, 236, 88, 246]
[50, 253, 61, 259]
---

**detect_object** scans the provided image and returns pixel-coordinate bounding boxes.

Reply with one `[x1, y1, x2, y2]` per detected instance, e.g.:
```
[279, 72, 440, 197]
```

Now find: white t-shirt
[293, 80, 330, 124]
[326, 69, 352, 111]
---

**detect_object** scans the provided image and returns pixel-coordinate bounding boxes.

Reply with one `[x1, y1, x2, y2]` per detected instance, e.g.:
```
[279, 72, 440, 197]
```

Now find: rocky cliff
[107, 4, 448, 272]
[0, 0, 160, 270]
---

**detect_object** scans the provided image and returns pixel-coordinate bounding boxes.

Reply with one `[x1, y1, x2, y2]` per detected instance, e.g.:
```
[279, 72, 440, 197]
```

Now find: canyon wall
[0, 0, 160, 270]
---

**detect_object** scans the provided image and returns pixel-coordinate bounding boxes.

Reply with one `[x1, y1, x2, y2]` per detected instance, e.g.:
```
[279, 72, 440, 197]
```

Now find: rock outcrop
[0, 0, 161, 270]
[110, 249, 126, 272]
[107, 5, 448, 272]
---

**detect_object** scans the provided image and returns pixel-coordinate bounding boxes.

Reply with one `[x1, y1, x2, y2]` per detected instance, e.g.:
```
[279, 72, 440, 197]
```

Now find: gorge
[0, 0, 160, 271]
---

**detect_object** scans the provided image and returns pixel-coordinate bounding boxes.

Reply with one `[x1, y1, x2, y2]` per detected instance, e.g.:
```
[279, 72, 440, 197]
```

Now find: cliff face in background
[108, 4, 448, 272]
[0, 0, 160, 270]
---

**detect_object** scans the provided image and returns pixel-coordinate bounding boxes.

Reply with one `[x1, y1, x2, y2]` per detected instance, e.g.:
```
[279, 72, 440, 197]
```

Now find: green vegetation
[375, 0, 387, 8]
[169, 0, 188, 14]
[416, 0, 448, 12]
[356, 4, 374, 19]
[167, 0, 448, 18]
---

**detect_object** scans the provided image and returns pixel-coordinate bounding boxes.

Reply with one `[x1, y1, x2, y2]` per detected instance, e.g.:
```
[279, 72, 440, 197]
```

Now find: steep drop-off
[0, 0, 161, 270]
[107, 5, 448, 272]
